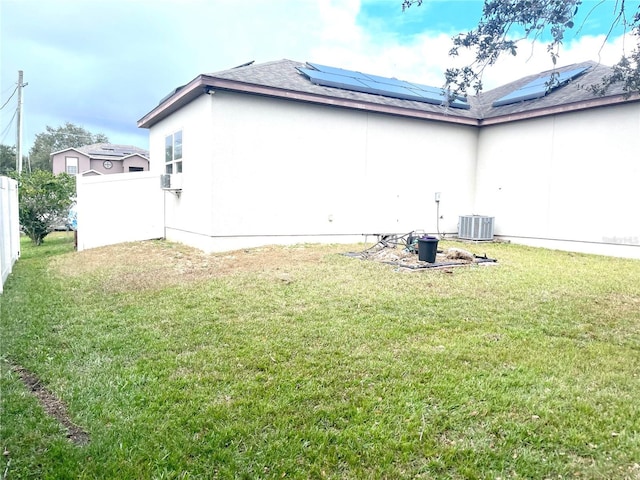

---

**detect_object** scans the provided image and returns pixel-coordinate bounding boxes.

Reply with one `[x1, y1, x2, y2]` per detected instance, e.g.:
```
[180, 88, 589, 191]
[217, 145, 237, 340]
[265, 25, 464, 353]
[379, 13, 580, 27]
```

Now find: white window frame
[165, 130, 183, 174]
[65, 156, 78, 175]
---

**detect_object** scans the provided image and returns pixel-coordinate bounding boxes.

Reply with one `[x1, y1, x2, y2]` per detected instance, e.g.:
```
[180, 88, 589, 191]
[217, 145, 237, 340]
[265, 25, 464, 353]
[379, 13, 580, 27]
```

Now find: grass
[1, 232, 639, 479]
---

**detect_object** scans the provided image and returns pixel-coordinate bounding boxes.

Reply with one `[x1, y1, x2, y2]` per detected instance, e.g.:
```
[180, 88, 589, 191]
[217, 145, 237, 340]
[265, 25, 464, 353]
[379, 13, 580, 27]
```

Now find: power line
[0, 108, 18, 144]
[0, 85, 18, 110]
[1, 84, 16, 96]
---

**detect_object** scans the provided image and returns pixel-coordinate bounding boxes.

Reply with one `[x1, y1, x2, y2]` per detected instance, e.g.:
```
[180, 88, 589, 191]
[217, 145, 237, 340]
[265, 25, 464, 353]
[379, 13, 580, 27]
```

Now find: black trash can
[418, 236, 439, 263]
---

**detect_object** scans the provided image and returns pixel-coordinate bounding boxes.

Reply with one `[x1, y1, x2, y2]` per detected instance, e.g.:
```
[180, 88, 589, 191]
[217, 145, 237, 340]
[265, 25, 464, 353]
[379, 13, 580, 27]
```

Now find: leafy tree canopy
[28, 122, 108, 172]
[12, 170, 76, 245]
[403, 0, 640, 95]
[0, 144, 18, 176]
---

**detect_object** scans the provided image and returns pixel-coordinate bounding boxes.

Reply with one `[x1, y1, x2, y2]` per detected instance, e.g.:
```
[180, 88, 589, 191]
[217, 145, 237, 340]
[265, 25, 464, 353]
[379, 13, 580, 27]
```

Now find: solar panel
[300, 63, 470, 109]
[408, 82, 447, 96]
[521, 76, 552, 89]
[359, 80, 427, 102]
[306, 62, 368, 81]
[360, 72, 415, 89]
[449, 98, 471, 109]
[492, 84, 547, 107]
[519, 66, 589, 91]
[298, 68, 378, 95]
[557, 67, 589, 84]
[410, 83, 470, 109]
[493, 66, 590, 107]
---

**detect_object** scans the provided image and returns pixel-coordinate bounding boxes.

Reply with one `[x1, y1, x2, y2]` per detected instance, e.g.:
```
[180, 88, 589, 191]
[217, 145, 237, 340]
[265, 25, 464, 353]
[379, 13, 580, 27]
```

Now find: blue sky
[357, 1, 634, 39]
[358, 1, 485, 38]
[1, 0, 636, 154]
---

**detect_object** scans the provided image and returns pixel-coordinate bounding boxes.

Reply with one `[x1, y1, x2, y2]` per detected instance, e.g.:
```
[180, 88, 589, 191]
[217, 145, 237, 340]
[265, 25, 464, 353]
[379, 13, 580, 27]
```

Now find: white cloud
[473, 33, 635, 90]
[317, 0, 364, 45]
[310, 19, 634, 92]
[1, 0, 635, 153]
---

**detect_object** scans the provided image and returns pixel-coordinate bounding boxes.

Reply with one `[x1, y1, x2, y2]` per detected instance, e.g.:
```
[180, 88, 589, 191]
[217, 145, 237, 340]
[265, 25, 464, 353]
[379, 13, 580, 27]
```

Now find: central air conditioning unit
[458, 215, 494, 241]
[160, 174, 182, 191]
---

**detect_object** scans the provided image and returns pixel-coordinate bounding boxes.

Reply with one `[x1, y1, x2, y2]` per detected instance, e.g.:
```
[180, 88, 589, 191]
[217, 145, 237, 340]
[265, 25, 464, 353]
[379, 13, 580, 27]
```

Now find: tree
[0, 144, 29, 176]
[28, 122, 109, 172]
[402, 0, 640, 95]
[0, 144, 17, 176]
[13, 170, 76, 245]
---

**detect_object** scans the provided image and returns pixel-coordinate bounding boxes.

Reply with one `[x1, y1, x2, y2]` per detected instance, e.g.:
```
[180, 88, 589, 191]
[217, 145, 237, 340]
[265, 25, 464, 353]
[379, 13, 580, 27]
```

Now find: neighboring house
[130, 59, 639, 258]
[51, 143, 149, 176]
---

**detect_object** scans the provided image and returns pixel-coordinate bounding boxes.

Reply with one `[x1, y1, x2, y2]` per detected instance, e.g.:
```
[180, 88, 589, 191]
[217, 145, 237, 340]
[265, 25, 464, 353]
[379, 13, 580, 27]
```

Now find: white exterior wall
[148, 95, 216, 251]
[475, 102, 640, 258]
[76, 172, 164, 251]
[149, 92, 479, 252]
[0, 176, 20, 293]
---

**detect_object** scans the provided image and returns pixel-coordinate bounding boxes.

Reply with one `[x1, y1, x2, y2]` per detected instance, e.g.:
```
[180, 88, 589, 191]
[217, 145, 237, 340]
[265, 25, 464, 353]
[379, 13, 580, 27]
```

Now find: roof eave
[121, 153, 150, 161]
[138, 70, 639, 130]
[80, 169, 104, 176]
[138, 75, 208, 129]
[138, 75, 479, 129]
[50, 146, 85, 158]
[481, 92, 640, 125]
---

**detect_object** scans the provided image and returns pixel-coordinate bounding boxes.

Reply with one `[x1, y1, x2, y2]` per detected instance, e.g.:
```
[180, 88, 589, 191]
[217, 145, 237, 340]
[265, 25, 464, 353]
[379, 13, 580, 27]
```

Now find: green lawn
[1, 233, 639, 479]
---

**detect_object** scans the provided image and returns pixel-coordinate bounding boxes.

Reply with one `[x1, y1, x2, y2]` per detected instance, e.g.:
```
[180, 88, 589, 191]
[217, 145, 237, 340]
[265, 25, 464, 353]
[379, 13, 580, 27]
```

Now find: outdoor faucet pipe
[436, 200, 441, 238]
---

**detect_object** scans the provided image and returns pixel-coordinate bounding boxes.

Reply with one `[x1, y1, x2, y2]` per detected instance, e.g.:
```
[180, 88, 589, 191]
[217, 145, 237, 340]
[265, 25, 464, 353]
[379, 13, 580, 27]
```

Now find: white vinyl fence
[0, 176, 20, 294]
[76, 172, 164, 251]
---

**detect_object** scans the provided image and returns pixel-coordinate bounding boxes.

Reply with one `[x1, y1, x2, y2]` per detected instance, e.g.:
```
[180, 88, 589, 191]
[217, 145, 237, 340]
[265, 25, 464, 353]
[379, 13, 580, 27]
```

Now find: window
[66, 157, 78, 175]
[129, 166, 144, 172]
[165, 130, 183, 174]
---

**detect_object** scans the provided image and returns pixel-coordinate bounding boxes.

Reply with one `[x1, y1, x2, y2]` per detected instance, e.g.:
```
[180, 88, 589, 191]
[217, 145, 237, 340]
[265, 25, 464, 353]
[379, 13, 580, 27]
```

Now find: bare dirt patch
[9, 363, 89, 446]
[51, 239, 498, 292]
[51, 240, 357, 292]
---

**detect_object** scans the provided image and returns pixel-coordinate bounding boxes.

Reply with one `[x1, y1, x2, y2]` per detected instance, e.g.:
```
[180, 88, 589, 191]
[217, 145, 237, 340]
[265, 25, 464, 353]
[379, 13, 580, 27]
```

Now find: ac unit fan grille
[458, 215, 494, 241]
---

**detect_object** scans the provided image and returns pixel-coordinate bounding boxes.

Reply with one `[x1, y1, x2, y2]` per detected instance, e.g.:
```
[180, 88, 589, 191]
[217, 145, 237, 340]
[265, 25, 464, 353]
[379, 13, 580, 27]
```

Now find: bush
[15, 170, 76, 245]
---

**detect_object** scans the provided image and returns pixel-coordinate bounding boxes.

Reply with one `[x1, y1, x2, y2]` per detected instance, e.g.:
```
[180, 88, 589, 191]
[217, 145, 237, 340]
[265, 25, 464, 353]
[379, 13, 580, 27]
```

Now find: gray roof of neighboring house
[138, 59, 639, 129]
[53, 143, 149, 160]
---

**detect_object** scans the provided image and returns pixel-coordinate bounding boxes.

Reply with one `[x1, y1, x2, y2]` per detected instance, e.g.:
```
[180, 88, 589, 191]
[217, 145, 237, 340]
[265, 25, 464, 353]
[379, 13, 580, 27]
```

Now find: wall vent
[458, 215, 494, 241]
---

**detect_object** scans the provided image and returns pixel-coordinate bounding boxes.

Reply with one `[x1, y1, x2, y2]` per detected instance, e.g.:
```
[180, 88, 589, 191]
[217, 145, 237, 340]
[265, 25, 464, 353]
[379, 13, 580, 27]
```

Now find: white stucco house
[130, 59, 640, 258]
[97, 60, 640, 258]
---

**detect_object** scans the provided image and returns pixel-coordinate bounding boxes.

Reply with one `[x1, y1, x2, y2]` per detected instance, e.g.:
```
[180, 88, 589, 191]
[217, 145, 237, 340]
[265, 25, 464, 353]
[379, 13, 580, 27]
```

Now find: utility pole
[16, 70, 25, 174]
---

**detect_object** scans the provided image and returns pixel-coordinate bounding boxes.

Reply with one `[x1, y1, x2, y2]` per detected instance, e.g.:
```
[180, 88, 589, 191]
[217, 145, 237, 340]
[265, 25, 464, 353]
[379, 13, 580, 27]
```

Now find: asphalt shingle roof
[75, 143, 149, 159]
[207, 59, 634, 119]
[477, 60, 629, 119]
[140, 59, 637, 128]
[204, 59, 479, 120]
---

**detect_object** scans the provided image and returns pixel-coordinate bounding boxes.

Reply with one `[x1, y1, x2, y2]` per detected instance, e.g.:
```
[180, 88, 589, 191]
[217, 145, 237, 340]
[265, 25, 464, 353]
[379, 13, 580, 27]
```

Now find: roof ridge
[78, 142, 147, 149]
[207, 58, 300, 77]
